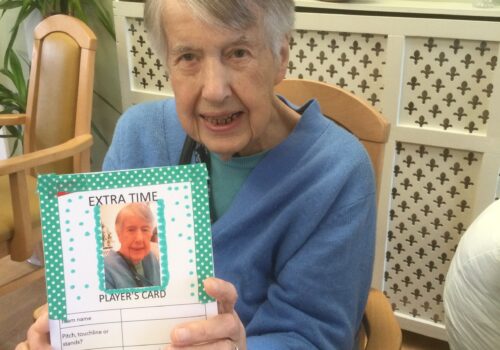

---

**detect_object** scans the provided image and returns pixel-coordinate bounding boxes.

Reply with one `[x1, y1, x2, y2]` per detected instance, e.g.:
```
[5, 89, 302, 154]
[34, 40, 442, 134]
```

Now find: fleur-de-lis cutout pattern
[384, 142, 482, 324]
[126, 18, 171, 95]
[287, 30, 387, 112]
[401, 37, 497, 134]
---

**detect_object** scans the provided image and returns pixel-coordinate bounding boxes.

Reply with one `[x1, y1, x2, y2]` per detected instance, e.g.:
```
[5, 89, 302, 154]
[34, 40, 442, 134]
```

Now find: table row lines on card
[62, 347, 167, 350]
[60, 303, 212, 328]
[59, 317, 203, 350]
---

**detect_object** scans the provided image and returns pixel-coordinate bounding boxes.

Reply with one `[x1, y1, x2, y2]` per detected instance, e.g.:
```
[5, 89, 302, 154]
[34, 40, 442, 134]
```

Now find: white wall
[87, 0, 123, 170]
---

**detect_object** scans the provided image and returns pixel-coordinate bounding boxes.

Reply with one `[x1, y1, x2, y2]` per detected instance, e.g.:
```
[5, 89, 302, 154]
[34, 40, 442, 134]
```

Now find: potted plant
[0, 0, 116, 155]
[0, 50, 26, 155]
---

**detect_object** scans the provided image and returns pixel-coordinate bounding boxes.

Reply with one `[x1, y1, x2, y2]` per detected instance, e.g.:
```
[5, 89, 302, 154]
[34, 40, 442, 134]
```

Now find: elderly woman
[18, 1, 376, 349]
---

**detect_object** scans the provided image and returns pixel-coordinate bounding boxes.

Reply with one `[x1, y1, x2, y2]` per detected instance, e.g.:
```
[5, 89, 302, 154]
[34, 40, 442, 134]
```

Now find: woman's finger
[14, 341, 29, 350]
[203, 277, 238, 314]
[170, 312, 240, 346]
[167, 337, 238, 350]
[26, 307, 51, 349]
[169, 277, 245, 349]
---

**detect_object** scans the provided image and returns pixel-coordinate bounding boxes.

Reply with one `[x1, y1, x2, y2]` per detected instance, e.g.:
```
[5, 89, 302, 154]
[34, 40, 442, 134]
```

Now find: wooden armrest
[0, 134, 93, 176]
[364, 288, 402, 350]
[0, 114, 27, 126]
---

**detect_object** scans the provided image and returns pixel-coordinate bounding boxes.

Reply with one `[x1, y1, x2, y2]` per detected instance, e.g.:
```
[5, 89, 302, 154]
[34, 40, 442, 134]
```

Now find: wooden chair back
[25, 14, 97, 175]
[0, 14, 96, 265]
[275, 78, 390, 194]
[360, 289, 403, 350]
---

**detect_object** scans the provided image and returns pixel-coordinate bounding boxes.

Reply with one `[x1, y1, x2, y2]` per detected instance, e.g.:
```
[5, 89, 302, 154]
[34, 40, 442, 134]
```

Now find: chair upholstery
[275, 79, 400, 350]
[0, 14, 96, 267]
[31, 31, 81, 174]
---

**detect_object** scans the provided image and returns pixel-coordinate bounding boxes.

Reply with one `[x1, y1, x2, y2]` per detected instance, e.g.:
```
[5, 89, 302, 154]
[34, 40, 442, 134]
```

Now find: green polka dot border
[37, 164, 215, 320]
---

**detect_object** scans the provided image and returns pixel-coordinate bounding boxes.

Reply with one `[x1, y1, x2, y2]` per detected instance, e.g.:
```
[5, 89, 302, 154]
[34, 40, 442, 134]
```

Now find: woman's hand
[15, 304, 51, 350]
[15, 278, 245, 350]
[167, 277, 246, 349]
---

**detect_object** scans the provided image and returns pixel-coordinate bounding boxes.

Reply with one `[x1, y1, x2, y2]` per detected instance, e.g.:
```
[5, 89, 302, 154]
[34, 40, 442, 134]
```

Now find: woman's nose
[201, 59, 231, 103]
[131, 229, 145, 239]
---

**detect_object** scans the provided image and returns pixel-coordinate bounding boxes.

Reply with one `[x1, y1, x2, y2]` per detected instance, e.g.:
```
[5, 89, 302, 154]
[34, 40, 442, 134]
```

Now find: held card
[37, 164, 217, 349]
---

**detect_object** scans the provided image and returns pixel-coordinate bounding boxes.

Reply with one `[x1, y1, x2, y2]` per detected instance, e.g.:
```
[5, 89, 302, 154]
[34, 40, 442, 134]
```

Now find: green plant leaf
[0, 94, 21, 108]
[9, 136, 21, 156]
[39, 0, 50, 16]
[0, 123, 23, 156]
[86, 0, 115, 40]
[3, 1, 38, 67]
[5, 125, 22, 137]
[0, 107, 18, 114]
[5, 51, 27, 108]
[68, 0, 86, 20]
[0, 81, 17, 98]
[0, 53, 28, 112]
[0, 70, 25, 113]
[0, 1, 23, 12]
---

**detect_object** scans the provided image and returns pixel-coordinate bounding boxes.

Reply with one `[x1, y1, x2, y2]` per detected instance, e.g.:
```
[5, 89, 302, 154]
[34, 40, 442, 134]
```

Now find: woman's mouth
[201, 112, 241, 126]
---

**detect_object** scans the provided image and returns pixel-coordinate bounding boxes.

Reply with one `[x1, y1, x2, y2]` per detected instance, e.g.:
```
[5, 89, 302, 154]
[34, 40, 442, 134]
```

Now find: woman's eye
[232, 49, 247, 58]
[181, 53, 195, 61]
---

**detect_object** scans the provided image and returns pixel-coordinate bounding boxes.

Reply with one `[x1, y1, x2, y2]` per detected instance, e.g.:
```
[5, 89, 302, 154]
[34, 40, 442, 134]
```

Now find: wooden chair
[360, 288, 403, 350]
[0, 14, 96, 295]
[275, 79, 401, 350]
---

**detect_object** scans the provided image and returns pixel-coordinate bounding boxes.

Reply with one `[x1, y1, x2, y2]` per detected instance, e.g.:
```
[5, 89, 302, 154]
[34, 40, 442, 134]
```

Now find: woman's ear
[274, 35, 290, 85]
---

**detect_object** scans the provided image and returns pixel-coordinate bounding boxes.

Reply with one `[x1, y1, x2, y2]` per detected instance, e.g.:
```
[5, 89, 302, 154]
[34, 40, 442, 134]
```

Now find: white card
[37, 164, 217, 349]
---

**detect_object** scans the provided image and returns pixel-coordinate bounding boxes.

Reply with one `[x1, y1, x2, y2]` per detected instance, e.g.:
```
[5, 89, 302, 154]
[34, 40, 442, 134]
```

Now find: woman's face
[163, 0, 291, 160]
[117, 212, 153, 265]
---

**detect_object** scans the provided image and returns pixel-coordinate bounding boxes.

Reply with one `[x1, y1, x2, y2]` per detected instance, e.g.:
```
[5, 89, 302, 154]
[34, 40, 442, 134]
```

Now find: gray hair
[115, 202, 155, 234]
[144, 0, 295, 59]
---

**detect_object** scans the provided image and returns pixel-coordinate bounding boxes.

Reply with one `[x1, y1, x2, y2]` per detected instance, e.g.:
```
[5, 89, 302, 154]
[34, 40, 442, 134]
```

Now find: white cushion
[444, 199, 500, 350]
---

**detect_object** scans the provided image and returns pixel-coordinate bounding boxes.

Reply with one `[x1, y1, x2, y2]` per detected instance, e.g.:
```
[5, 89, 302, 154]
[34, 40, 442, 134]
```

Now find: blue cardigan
[103, 98, 376, 350]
